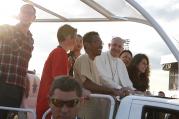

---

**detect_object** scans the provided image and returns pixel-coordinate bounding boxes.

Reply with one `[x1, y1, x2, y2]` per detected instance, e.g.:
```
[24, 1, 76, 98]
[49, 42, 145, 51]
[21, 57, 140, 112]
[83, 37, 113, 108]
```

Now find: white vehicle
[116, 95, 179, 119]
[0, 0, 179, 119]
[42, 94, 179, 119]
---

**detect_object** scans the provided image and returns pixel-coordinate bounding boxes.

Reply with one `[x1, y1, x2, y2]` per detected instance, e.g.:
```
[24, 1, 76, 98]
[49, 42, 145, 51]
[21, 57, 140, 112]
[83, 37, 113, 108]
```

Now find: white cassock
[95, 51, 134, 89]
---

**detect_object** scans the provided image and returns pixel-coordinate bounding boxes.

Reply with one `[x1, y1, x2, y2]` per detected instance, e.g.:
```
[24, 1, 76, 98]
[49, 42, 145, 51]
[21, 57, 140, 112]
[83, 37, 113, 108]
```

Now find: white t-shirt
[74, 54, 101, 85]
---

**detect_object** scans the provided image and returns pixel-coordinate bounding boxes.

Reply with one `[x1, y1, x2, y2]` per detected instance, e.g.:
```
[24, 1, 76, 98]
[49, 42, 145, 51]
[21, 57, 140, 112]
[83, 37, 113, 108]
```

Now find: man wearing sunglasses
[48, 76, 82, 119]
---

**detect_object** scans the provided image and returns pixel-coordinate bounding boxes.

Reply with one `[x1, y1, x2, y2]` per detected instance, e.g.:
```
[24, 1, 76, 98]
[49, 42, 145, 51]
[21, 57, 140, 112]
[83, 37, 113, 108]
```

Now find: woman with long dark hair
[128, 53, 150, 92]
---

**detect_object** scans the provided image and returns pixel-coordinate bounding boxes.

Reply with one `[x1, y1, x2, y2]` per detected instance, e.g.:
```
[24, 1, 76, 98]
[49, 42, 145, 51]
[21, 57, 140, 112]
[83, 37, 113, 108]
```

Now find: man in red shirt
[36, 24, 77, 119]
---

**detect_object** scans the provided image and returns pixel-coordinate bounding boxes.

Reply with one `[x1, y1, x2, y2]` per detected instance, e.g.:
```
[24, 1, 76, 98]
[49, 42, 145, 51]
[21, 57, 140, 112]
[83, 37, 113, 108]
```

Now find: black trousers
[0, 82, 23, 119]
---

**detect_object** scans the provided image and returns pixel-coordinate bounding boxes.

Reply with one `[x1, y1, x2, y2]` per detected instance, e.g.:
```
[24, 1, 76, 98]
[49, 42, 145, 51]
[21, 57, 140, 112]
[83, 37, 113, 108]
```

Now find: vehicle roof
[3, 0, 150, 25]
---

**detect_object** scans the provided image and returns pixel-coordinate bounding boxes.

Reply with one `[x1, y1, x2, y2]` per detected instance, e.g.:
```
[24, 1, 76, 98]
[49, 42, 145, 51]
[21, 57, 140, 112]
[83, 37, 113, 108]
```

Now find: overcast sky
[0, 0, 179, 93]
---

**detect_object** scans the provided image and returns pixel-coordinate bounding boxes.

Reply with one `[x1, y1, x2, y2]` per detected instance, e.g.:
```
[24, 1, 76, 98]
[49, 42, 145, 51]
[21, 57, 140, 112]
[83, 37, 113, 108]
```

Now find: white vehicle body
[116, 95, 179, 119]
[0, 0, 179, 118]
[42, 94, 179, 119]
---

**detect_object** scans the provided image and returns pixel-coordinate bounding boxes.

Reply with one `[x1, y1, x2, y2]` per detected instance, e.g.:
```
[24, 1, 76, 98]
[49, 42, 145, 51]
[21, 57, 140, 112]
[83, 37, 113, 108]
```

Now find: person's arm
[83, 78, 119, 96]
[100, 77, 122, 89]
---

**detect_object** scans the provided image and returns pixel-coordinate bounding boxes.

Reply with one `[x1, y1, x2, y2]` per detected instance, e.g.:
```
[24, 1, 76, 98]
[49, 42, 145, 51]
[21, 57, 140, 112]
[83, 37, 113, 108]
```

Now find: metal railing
[0, 106, 36, 119]
[42, 94, 116, 119]
[42, 108, 51, 119]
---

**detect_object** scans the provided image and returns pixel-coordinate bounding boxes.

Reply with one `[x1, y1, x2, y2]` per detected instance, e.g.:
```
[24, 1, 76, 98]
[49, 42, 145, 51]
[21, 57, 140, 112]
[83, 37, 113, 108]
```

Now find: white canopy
[1, 0, 150, 25]
[0, 0, 179, 61]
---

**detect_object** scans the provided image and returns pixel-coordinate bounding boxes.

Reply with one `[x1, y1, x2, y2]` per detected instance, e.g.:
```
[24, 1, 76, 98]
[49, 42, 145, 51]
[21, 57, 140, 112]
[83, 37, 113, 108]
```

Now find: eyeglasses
[51, 98, 79, 108]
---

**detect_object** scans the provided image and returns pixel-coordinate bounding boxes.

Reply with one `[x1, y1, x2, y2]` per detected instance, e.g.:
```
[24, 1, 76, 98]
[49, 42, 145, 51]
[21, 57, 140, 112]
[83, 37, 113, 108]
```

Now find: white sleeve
[99, 76, 122, 89]
[117, 59, 135, 89]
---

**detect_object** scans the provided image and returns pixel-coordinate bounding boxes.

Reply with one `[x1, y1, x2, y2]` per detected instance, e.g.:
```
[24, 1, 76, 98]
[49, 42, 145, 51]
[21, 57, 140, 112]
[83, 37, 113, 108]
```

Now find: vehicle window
[78, 96, 114, 119]
[142, 105, 179, 119]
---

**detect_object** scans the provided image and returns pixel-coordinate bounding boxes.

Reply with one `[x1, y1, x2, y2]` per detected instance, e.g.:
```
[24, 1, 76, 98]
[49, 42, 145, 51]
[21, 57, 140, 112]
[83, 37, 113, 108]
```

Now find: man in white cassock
[95, 37, 134, 90]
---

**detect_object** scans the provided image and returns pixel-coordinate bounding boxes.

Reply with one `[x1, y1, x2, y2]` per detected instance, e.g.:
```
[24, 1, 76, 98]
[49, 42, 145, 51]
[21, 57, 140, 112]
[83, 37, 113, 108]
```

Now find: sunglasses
[51, 98, 79, 108]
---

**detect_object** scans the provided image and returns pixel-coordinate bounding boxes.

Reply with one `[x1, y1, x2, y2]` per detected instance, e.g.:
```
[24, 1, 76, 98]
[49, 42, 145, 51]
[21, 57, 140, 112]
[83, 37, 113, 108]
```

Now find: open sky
[0, 0, 178, 96]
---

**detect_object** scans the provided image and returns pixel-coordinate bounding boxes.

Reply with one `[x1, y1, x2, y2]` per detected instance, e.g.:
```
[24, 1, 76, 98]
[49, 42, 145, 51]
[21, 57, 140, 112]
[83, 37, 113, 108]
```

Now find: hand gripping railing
[0, 106, 36, 119]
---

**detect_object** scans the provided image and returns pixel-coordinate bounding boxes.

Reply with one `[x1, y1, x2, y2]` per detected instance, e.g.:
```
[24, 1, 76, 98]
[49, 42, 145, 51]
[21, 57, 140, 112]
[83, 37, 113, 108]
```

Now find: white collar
[107, 51, 118, 60]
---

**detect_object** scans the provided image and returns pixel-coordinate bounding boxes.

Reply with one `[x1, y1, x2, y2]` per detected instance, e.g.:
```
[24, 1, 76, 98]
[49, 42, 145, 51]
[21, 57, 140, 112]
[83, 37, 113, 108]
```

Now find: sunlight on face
[0, 0, 23, 25]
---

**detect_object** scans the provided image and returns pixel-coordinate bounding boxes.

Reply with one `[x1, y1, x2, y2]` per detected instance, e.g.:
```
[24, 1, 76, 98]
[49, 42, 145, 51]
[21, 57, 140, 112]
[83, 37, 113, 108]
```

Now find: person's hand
[120, 87, 133, 97]
[82, 89, 91, 100]
[112, 88, 122, 96]
[112, 88, 131, 100]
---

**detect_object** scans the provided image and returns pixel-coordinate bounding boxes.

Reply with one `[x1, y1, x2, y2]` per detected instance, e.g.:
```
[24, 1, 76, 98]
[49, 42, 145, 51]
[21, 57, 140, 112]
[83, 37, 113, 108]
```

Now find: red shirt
[36, 47, 68, 119]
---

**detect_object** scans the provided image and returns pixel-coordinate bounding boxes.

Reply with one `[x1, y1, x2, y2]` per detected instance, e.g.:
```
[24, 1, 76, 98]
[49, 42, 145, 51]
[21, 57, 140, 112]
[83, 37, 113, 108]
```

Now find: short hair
[49, 76, 82, 97]
[20, 4, 36, 14]
[76, 34, 83, 42]
[83, 31, 99, 43]
[77, 34, 82, 38]
[83, 31, 99, 53]
[111, 37, 125, 43]
[158, 91, 165, 95]
[57, 24, 77, 43]
[120, 50, 133, 57]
